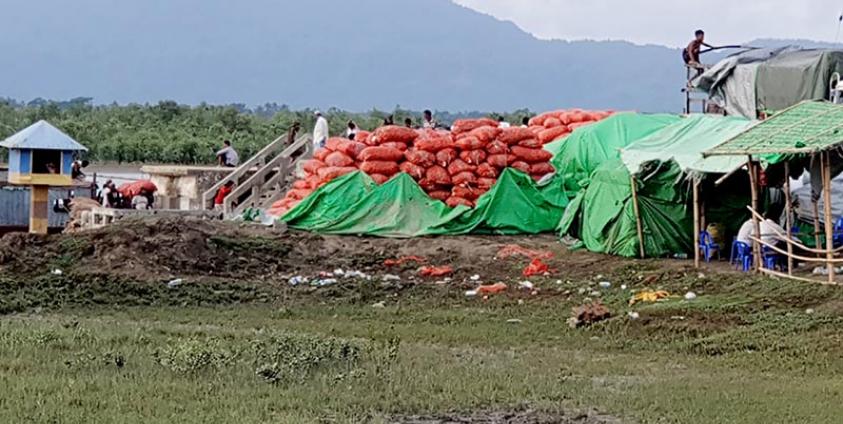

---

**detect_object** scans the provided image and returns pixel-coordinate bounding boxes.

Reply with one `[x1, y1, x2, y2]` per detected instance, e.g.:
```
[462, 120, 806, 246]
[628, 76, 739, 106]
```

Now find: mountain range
[0, 0, 836, 113]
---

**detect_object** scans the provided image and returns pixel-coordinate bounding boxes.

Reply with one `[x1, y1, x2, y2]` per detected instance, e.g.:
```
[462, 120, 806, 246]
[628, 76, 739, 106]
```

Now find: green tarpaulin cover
[544, 113, 681, 194]
[283, 169, 565, 237]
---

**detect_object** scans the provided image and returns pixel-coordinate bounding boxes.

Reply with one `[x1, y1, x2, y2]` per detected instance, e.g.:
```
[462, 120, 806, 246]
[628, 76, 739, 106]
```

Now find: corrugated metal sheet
[0, 186, 72, 228]
[0, 120, 87, 151]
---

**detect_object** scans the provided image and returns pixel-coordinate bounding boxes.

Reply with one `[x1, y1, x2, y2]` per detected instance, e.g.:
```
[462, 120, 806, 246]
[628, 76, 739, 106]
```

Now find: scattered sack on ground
[568, 302, 612, 328]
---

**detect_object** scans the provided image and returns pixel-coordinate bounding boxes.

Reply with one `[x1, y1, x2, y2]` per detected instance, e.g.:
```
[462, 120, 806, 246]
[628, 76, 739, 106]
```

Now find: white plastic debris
[465, 290, 478, 297]
[596, 274, 604, 280]
[371, 301, 386, 308]
[589, 291, 601, 297]
[470, 275, 481, 281]
[518, 281, 534, 290]
[51, 269, 63, 276]
[382, 274, 402, 282]
[627, 311, 640, 320]
[806, 308, 815, 315]
[288, 276, 308, 286]
[620, 284, 628, 290]
[167, 278, 183, 288]
[506, 319, 523, 324]
[344, 270, 368, 279]
[313, 278, 337, 287]
[598, 281, 612, 289]
[333, 269, 345, 276]
[556, 280, 563, 285]
[684, 292, 697, 301]
[577, 288, 587, 295]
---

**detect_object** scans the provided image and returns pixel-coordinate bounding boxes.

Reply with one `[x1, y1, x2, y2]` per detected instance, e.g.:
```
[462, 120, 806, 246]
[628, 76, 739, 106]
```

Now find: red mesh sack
[448, 159, 476, 176]
[359, 146, 404, 162]
[313, 148, 330, 161]
[419, 178, 448, 193]
[511, 161, 531, 173]
[317, 166, 358, 182]
[529, 125, 545, 136]
[303, 159, 326, 174]
[569, 111, 587, 123]
[452, 171, 477, 186]
[477, 163, 498, 178]
[405, 149, 436, 167]
[455, 136, 485, 151]
[453, 186, 481, 200]
[469, 126, 501, 143]
[530, 162, 556, 176]
[486, 140, 509, 155]
[426, 166, 452, 185]
[325, 137, 347, 151]
[507, 154, 519, 165]
[399, 162, 425, 180]
[446, 197, 474, 208]
[498, 127, 535, 145]
[288, 188, 313, 201]
[354, 130, 371, 144]
[543, 117, 563, 129]
[381, 141, 408, 152]
[568, 122, 592, 131]
[518, 138, 543, 149]
[360, 161, 400, 176]
[336, 140, 367, 159]
[370, 174, 390, 185]
[451, 118, 498, 135]
[371, 125, 419, 143]
[486, 154, 508, 168]
[324, 151, 355, 168]
[460, 150, 487, 165]
[478, 177, 497, 189]
[415, 136, 454, 152]
[427, 190, 451, 201]
[539, 126, 571, 144]
[292, 180, 310, 190]
[436, 148, 458, 167]
[511, 146, 553, 163]
[306, 175, 323, 190]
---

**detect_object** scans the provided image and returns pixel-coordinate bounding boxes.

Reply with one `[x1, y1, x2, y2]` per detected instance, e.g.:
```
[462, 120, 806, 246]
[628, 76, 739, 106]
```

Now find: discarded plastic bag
[522, 258, 551, 277]
[419, 265, 453, 277]
[629, 290, 671, 306]
[476, 282, 508, 295]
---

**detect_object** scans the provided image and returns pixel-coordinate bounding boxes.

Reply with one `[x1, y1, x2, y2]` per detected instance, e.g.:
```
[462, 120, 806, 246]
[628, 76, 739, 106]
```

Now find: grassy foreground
[2, 268, 843, 423]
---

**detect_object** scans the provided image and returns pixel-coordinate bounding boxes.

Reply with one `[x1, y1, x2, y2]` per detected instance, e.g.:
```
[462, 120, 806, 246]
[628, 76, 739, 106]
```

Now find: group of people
[97, 180, 155, 210]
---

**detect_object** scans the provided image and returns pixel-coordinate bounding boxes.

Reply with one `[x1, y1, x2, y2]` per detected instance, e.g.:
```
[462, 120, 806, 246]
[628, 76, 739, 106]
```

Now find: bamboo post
[693, 179, 701, 268]
[747, 157, 762, 271]
[813, 154, 822, 252]
[630, 175, 646, 259]
[822, 151, 835, 284]
[784, 161, 794, 276]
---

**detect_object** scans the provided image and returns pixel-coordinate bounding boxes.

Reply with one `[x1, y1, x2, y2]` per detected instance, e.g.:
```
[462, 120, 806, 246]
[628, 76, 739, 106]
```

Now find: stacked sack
[268, 110, 611, 216]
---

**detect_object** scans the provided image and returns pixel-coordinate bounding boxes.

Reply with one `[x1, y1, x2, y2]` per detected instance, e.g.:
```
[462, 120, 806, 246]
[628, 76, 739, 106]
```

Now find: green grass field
[2, 267, 843, 423]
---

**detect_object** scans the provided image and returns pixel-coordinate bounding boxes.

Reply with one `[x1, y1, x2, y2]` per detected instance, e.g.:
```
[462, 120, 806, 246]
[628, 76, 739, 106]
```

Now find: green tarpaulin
[544, 113, 681, 194]
[283, 169, 564, 237]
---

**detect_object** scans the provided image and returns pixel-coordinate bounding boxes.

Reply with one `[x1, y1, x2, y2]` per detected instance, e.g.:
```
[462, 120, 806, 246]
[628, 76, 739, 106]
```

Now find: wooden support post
[822, 151, 835, 284]
[813, 154, 822, 252]
[747, 157, 762, 271]
[29, 185, 49, 235]
[693, 179, 701, 268]
[784, 161, 794, 276]
[630, 175, 646, 259]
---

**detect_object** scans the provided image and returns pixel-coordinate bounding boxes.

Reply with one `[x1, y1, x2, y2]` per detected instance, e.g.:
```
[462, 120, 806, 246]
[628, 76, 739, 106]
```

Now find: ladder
[683, 66, 708, 114]
[202, 127, 313, 218]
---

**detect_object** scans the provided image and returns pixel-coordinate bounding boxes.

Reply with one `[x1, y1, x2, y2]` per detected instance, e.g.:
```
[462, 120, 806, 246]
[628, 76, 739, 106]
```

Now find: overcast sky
[453, 0, 843, 47]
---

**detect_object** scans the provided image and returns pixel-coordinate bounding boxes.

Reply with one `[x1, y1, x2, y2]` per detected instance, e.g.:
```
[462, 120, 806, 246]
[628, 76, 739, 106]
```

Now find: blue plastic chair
[699, 231, 721, 262]
[730, 241, 753, 272]
[833, 217, 843, 246]
[762, 246, 783, 271]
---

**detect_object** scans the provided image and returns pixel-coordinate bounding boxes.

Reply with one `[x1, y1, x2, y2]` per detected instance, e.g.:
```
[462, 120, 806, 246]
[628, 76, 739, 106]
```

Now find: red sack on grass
[497, 127, 536, 145]
[451, 118, 498, 135]
[427, 190, 451, 201]
[415, 136, 454, 152]
[469, 126, 501, 143]
[518, 138, 543, 149]
[436, 148, 458, 167]
[372, 125, 419, 143]
[359, 146, 404, 162]
[336, 140, 367, 159]
[288, 188, 313, 201]
[419, 265, 454, 277]
[543, 117, 563, 128]
[303, 159, 326, 174]
[360, 161, 400, 176]
[370, 174, 390, 185]
[325, 137, 347, 151]
[313, 148, 330, 161]
[292, 179, 310, 190]
[486, 140, 509, 155]
[486, 154, 508, 168]
[381, 141, 408, 152]
[478, 177, 497, 189]
[399, 162, 425, 180]
[426, 166, 452, 185]
[317, 166, 358, 182]
[522, 258, 551, 277]
[405, 149, 436, 167]
[460, 150, 487, 166]
[453, 185, 481, 200]
[511, 146, 553, 163]
[530, 162, 556, 175]
[477, 163, 499, 178]
[324, 151, 355, 168]
[538, 126, 571, 144]
[511, 161, 531, 173]
[455, 136, 486, 151]
[448, 159, 476, 176]
[452, 171, 477, 186]
[446, 197, 474, 208]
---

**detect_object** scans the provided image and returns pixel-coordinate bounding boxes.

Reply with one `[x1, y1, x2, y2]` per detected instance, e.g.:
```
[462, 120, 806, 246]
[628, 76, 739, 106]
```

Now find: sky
[453, 0, 843, 47]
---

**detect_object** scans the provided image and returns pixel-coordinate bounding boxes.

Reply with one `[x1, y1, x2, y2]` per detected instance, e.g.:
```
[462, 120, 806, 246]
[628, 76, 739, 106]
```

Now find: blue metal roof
[0, 120, 88, 151]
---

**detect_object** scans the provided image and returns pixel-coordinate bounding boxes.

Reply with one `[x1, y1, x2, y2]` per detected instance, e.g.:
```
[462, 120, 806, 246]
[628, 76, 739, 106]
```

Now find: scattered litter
[806, 308, 815, 315]
[627, 311, 640, 320]
[697, 273, 706, 279]
[166, 278, 183, 288]
[671, 316, 686, 321]
[476, 282, 508, 295]
[596, 274, 604, 280]
[313, 278, 337, 287]
[577, 288, 586, 295]
[589, 290, 601, 297]
[496, 245, 553, 260]
[641, 275, 660, 285]
[371, 301, 386, 308]
[518, 299, 525, 305]
[568, 302, 611, 329]
[288, 276, 308, 286]
[813, 266, 843, 275]
[629, 290, 670, 306]
[506, 319, 523, 324]
[522, 258, 551, 277]
[598, 281, 612, 289]
[556, 280, 563, 285]
[345, 270, 370, 279]
[51, 269, 63, 276]
[333, 269, 345, 276]
[620, 284, 628, 290]
[518, 281, 534, 290]
[470, 275, 481, 281]
[384, 256, 428, 267]
[684, 292, 697, 301]
[465, 290, 478, 297]
[382, 274, 402, 282]
[419, 265, 453, 277]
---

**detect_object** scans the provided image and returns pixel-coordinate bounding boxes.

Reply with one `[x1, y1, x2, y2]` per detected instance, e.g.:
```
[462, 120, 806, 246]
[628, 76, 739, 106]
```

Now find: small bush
[251, 332, 363, 384]
[153, 338, 238, 375]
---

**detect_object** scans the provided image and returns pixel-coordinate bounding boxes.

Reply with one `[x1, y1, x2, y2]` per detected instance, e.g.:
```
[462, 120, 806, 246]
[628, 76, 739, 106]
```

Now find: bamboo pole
[747, 157, 762, 272]
[630, 175, 646, 259]
[822, 151, 835, 284]
[693, 179, 701, 268]
[784, 161, 794, 276]
[813, 154, 822, 253]
[747, 235, 843, 264]
[747, 206, 843, 254]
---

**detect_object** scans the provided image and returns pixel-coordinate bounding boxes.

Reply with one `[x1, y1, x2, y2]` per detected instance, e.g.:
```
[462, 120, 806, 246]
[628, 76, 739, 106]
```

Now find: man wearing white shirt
[313, 111, 329, 148]
[736, 213, 786, 247]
